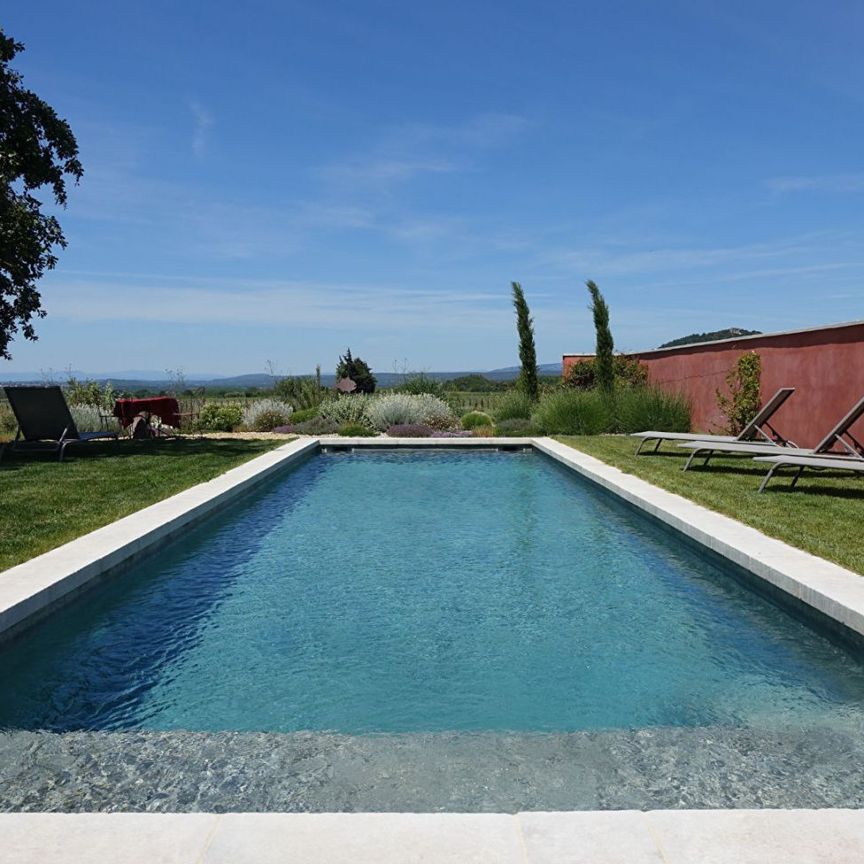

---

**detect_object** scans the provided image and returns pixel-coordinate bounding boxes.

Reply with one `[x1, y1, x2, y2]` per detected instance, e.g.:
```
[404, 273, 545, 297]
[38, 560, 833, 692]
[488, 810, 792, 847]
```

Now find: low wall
[563, 321, 864, 448]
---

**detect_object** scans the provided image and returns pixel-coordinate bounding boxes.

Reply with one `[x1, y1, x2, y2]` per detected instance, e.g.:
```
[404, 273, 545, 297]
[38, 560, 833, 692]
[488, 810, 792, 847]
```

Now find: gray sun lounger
[1, 385, 118, 462]
[753, 454, 864, 493]
[678, 394, 864, 471]
[631, 387, 795, 454]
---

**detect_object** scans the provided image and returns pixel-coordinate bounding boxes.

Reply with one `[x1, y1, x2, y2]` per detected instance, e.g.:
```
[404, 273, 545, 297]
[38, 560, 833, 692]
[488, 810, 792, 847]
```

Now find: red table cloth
[113, 397, 182, 428]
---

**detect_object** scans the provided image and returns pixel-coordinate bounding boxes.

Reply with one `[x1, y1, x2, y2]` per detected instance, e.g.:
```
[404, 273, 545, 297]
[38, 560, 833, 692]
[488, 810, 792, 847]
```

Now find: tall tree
[336, 348, 377, 393]
[586, 280, 614, 392]
[511, 281, 538, 399]
[0, 30, 83, 359]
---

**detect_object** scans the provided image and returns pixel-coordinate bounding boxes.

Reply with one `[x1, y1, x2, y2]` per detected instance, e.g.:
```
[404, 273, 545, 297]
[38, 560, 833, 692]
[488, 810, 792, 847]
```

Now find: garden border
[1, 436, 863, 644]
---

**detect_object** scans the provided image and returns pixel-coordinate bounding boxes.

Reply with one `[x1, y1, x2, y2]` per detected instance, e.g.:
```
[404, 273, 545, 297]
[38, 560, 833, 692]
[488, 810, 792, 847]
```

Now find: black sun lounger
[1, 385, 118, 462]
[631, 387, 795, 455]
[678, 394, 864, 471]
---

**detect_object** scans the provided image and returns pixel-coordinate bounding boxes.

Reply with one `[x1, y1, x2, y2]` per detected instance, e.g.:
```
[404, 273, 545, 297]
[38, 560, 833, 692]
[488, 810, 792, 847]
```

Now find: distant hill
[0, 362, 564, 391]
[658, 328, 762, 349]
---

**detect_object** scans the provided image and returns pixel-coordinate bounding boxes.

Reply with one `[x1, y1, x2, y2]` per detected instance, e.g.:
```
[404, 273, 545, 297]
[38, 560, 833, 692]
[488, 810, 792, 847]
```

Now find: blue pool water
[2, 449, 864, 733]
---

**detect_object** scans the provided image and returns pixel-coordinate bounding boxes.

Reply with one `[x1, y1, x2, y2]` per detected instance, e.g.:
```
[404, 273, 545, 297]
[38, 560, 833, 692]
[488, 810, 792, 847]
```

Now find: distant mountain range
[0, 363, 564, 390]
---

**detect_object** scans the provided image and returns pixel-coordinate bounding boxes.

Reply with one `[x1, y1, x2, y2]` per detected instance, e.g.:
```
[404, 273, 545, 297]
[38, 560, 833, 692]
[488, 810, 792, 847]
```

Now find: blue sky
[3, 1, 863, 376]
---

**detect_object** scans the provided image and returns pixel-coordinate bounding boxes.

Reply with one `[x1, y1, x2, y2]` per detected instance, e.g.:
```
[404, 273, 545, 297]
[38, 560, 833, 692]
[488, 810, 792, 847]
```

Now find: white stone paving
[3, 810, 864, 863]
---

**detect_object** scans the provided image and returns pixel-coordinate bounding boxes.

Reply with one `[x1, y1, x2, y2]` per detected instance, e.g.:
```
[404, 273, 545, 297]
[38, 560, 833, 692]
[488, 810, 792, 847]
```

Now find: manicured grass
[0, 438, 286, 570]
[556, 435, 864, 575]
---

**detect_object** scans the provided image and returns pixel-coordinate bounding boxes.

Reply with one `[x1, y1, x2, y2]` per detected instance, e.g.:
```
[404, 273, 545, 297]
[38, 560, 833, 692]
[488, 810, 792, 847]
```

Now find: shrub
[271, 425, 294, 434]
[273, 376, 324, 411]
[292, 416, 339, 435]
[288, 406, 320, 424]
[494, 391, 533, 422]
[320, 395, 371, 427]
[242, 399, 293, 432]
[366, 393, 454, 431]
[613, 388, 690, 434]
[430, 429, 472, 438]
[532, 387, 690, 435]
[387, 423, 433, 437]
[471, 425, 496, 437]
[495, 417, 536, 436]
[69, 403, 108, 433]
[716, 351, 761, 435]
[532, 390, 614, 435]
[0, 404, 16, 436]
[339, 422, 375, 437]
[65, 376, 116, 409]
[461, 410, 494, 430]
[197, 403, 243, 432]
[565, 356, 648, 390]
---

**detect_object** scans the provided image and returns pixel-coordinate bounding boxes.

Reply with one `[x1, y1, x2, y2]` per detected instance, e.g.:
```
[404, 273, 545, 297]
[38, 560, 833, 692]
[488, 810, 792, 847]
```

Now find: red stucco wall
[563, 322, 864, 448]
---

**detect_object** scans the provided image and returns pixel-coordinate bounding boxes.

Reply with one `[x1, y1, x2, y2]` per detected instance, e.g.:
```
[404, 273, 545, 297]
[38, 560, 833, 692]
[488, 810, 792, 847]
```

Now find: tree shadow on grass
[0, 437, 280, 473]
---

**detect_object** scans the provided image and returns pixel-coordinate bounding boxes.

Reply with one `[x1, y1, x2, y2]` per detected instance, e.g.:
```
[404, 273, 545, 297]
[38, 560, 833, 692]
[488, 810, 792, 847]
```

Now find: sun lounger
[754, 454, 864, 493]
[678, 394, 864, 470]
[631, 387, 795, 455]
[1, 385, 118, 462]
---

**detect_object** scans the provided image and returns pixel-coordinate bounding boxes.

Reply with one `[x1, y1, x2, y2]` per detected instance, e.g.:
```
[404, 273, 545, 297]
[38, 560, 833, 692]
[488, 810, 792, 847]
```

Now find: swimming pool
[2, 448, 863, 737]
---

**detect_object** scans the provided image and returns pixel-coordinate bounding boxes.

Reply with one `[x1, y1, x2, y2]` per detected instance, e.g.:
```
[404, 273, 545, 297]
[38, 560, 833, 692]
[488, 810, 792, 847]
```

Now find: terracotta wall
[563, 322, 864, 448]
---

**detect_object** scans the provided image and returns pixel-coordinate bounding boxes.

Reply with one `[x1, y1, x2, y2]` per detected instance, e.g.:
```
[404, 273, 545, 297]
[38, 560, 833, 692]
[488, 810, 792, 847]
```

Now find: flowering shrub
[319, 395, 372, 427]
[242, 398, 293, 432]
[386, 424, 433, 437]
[291, 417, 340, 435]
[366, 394, 454, 431]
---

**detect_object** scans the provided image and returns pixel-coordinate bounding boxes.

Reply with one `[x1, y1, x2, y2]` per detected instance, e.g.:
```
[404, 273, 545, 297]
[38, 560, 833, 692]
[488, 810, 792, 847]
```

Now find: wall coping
[562, 318, 864, 365]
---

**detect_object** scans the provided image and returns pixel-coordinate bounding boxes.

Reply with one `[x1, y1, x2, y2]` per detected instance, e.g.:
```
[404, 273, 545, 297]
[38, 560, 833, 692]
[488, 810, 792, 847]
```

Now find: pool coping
[4, 809, 864, 863]
[2, 435, 863, 644]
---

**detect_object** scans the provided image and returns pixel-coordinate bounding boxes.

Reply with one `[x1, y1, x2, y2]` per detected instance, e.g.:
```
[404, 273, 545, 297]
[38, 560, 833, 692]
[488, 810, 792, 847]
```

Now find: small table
[113, 397, 183, 435]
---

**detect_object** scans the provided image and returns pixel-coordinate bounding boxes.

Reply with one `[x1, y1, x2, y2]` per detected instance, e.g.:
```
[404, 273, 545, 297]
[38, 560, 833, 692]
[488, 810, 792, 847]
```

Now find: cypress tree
[586, 280, 614, 392]
[511, 281, 539, 400]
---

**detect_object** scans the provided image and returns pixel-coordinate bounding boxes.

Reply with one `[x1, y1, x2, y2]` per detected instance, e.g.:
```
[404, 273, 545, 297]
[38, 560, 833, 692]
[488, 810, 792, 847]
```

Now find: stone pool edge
[2, 435, 863, 644]
[4, 809, 864, 863]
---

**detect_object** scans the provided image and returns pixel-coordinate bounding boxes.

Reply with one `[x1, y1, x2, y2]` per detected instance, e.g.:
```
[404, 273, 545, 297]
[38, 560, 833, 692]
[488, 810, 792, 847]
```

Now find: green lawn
[556, 435, 864, 575]
[0, 438, 286, 571]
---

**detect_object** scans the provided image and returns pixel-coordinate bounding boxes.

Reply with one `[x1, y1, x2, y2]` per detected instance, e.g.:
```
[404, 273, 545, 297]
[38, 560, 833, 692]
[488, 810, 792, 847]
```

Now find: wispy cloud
[543, 231, 864, 278]
[319, 111, 529, 191]
[190, 101, 214, 157]
[321, 157, 461, 186]
[42, 276, 512, 332]
[766, 173, 864, 193]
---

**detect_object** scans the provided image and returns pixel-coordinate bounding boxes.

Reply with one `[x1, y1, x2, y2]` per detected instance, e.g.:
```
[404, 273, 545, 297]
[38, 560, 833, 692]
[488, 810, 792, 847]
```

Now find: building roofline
[562, 319, 864, 361]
